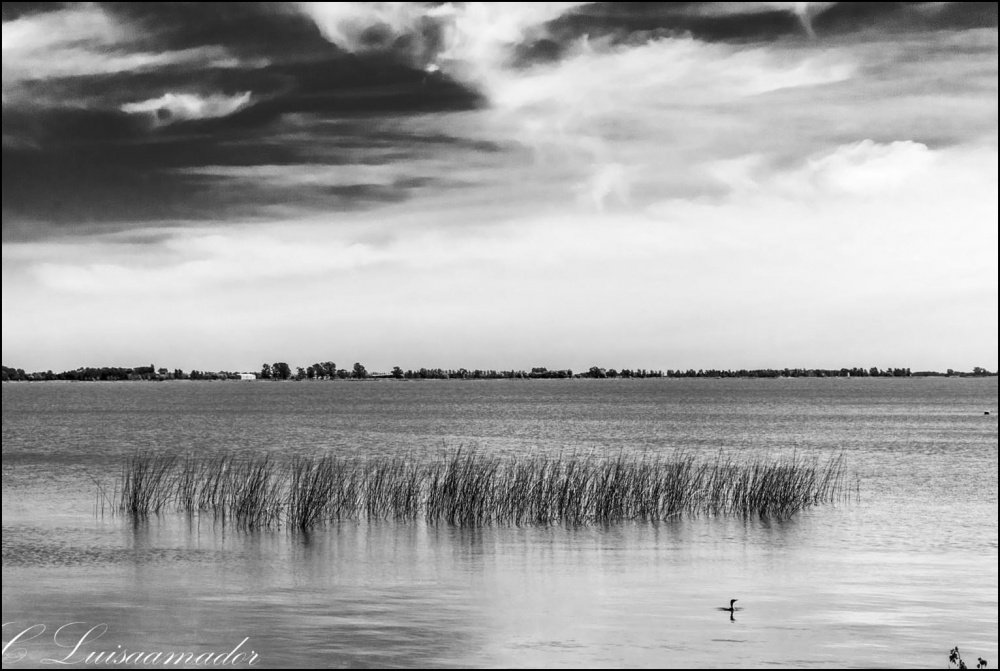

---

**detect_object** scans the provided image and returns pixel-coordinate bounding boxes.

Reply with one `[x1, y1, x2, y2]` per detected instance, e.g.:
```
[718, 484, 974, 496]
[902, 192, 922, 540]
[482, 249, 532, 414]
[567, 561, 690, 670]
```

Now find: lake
[2, 378, 997, 668]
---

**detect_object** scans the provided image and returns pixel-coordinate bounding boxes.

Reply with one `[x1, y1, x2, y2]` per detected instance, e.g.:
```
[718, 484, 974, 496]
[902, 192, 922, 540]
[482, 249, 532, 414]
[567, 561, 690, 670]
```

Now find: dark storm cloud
[2, 115, 263, 233]
[2, 2, 485, 238]
[545, 2, 998, 45]
[3, 73, 490, 240]
[1, 141, 444, 240]
[812, 2, 997, 34]
[547, 3, 804, 43]
[509, 38, 568, 68]
[11, 50, 480, 128]
[1, 95, 480, 238]
[99, 2, 341, 61]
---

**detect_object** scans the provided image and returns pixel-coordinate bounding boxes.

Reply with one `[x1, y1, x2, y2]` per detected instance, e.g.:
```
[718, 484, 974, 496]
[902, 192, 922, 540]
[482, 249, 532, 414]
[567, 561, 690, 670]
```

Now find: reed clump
[112, 449, 852, 530]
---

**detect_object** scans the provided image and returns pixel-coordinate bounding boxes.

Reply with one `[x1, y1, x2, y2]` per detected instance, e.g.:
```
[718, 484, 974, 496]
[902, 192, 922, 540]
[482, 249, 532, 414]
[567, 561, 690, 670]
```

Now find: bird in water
[718, 599, 739, 613]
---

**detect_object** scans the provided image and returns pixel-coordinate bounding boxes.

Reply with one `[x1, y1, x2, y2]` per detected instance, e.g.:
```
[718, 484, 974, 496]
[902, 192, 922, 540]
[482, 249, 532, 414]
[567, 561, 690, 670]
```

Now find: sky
[2, 1, 997, 373]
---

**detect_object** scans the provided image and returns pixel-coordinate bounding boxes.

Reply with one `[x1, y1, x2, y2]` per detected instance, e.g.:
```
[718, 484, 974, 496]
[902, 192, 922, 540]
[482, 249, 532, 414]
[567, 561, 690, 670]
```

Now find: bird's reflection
[716, 598, 740, 622]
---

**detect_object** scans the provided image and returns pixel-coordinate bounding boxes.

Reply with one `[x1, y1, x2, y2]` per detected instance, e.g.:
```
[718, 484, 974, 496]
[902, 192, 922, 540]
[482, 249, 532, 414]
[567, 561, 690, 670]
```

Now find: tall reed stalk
[111, 450, 852, 530]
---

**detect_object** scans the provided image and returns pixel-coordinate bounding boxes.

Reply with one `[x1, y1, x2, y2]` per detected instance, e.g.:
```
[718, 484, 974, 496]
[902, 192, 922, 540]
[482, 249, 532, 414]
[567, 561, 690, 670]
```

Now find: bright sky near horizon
[2, 2, 997, 373]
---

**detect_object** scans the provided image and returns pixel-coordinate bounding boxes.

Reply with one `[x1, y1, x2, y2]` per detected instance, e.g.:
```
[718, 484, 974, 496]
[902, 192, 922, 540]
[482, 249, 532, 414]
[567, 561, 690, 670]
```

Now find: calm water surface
[2, 379, 997, 668]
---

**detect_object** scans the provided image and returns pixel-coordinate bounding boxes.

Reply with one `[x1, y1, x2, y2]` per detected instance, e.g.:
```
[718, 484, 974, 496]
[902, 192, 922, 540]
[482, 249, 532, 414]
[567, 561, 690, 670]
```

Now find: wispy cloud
[2, 5, 238, 93]
[706, 140, 937, 198]
[121, 91, 253, 125]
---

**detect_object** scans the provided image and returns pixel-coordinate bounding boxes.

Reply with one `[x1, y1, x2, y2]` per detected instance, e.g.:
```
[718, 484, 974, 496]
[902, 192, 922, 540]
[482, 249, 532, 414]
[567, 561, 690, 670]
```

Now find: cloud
[471, 34, 854, 211]
[486, 34, 853, 110]
[651, 141, 997, 231]
[783, 140, 935, 195]
[682, 2, 839, 37]
[297, 2, 591, 79]
[553, 2, 997, 43]
[705, 140, 938, 199]
[101, 3, 335, 62]
[2, 4, 120, 62]
[1, 5, 237, 90]
[815, 1, 998, 35]
[121, 91, 253, 125]
[295, 2, 437, 63]
[22, 226, 390, 297]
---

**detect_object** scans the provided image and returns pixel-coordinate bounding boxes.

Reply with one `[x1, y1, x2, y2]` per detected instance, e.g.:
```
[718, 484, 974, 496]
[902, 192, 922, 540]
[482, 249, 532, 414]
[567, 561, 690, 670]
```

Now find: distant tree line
[256, 364, 579, 381]
[659, 367, 996, 379]
[0, 365, 247, 382]
[663, 367, 916, 379]
[580, 367, 662, 379]
[1, 363, 996, 383]
[392, 367, 579, 380]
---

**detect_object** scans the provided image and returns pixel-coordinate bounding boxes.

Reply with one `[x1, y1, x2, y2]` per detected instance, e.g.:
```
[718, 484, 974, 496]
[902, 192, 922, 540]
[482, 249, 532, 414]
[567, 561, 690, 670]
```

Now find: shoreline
[3, 374, 997, 383]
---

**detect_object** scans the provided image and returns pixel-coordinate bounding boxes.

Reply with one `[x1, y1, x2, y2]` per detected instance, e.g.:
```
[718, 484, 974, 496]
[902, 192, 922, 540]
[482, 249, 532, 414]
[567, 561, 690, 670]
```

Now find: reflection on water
[3, 379, 998, 668]
[4, 515, 996, 668]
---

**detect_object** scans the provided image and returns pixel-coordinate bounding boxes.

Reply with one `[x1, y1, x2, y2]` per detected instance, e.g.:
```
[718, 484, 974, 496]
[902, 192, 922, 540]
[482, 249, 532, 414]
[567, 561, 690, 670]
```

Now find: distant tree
[260, 364, 273, 380]
[295, 367, 307, 381]
[272, 363, 292, 381]
[392, 366, 404, 380]
[352, 363, 368, 380]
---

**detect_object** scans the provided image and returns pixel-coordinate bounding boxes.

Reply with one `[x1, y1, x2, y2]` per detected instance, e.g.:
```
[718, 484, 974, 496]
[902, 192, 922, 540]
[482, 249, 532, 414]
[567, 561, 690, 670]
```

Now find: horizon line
[3, 363, 996, 383]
